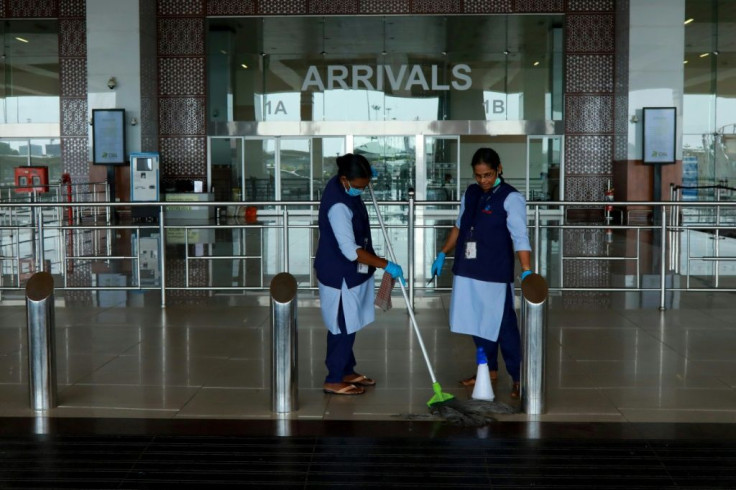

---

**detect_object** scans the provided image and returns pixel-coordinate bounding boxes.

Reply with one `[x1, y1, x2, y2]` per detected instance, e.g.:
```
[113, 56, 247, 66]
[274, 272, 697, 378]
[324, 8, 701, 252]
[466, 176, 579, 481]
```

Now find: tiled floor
[2, 289, 735, 424]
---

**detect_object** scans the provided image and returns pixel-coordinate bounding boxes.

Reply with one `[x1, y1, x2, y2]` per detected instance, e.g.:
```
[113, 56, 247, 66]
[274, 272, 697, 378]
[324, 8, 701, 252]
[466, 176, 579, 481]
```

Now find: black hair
[336, 153, 372, 180]
[470, 147, 501, 171]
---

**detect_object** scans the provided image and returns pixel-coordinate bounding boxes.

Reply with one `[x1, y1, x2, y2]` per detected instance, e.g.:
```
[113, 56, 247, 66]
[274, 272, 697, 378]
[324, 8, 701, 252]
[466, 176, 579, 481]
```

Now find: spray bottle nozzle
[476, 346, 487, 365]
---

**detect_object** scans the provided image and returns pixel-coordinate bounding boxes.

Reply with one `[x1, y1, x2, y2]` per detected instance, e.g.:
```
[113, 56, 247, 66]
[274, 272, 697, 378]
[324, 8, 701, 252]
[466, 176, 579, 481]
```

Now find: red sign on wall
[15, 166, 49, 193]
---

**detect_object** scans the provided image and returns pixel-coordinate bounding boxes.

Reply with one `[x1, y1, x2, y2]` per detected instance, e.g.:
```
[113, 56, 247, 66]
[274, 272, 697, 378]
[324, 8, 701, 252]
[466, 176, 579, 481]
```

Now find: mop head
[428, 398, 520, 427]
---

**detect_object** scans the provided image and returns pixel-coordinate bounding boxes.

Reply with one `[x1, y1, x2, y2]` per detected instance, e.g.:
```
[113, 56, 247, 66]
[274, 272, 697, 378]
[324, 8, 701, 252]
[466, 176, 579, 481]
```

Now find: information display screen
[642, 107, 676, 165]
[92, 109, 126, 165]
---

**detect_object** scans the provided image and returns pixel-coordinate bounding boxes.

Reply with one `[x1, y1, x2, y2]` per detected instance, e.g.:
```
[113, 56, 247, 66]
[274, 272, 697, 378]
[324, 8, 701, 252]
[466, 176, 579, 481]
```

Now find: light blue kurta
[449, 190, 531, 342]
[318, 203, 375, 335]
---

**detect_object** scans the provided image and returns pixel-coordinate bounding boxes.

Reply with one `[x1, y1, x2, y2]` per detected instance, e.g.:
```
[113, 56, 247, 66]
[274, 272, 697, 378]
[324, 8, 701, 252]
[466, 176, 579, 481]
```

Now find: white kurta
[448, 188, 531, 342]
[318, 203, 375, 335]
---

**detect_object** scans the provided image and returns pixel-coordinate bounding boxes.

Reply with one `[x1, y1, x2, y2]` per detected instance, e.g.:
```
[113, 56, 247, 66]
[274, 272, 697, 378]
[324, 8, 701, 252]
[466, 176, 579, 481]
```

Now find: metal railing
[1, 198, 736, 309]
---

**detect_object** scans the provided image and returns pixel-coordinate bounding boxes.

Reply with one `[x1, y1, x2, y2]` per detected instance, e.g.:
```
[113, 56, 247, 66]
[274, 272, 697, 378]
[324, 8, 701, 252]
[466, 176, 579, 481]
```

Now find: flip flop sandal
[323, 383, 365, 396]
[343, 374, 376, 387]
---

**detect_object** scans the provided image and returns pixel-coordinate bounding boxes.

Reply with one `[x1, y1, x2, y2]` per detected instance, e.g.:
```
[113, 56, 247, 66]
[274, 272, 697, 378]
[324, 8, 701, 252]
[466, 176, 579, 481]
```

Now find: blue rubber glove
[431, 252, 446, 278]
[384, 261, 406, 285]
[520, 270, 533, 281]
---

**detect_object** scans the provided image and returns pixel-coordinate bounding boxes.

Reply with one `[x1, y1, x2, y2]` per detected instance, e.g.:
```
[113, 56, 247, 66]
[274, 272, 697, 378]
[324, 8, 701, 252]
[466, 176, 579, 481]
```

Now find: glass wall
[0, 20, 60, 190]
[683, 0, 736, 198]
[206, 15, 563, 124]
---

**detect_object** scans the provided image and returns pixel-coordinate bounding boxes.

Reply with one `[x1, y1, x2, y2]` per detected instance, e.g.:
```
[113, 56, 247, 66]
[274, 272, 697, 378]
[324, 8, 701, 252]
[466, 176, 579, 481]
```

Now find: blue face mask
[493, 177, 501, 187]
[345, 183, 364, 197]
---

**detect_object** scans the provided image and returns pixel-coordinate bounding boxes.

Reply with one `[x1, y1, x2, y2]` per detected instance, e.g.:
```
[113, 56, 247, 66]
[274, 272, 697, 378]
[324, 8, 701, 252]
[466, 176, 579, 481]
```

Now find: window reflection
[207, 15, 562, 123]
[0, 21, 60, 125]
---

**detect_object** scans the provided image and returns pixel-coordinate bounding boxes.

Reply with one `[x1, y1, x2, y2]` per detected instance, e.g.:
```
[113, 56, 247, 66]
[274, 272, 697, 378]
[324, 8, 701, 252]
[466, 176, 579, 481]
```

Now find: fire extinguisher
[61, 173, 73, 223]
[604, 180, 614, 244]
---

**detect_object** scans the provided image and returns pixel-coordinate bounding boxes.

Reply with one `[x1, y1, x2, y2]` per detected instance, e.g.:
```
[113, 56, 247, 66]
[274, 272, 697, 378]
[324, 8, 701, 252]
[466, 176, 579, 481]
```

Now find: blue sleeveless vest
[314, 176, 376, 288]
[452, 181, 517, 283]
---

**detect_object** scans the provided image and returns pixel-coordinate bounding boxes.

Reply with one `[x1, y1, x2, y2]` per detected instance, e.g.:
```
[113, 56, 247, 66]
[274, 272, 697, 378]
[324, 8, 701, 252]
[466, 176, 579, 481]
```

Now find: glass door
[425, 136, 460, 201]
[354, 136, 416, 201]
[208, 137, 244, 202]
[313, 137, 346, 199]
[279, 138, 312, 201]
[526, 135, 563, 202]
[244, 138, 277, 201]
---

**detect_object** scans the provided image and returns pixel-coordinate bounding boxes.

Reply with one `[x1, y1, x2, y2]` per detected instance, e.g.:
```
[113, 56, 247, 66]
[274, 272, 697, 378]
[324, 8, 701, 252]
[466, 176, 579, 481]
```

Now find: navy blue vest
[452, 181, 517, 283]
[314, 176, 376, 288]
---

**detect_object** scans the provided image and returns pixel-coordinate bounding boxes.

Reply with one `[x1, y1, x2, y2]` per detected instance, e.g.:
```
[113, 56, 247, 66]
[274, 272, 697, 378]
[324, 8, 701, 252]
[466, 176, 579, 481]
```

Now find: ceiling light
[699, 52, 709, 58]
[241, 63, 248, 69]
[220, 49, 227, 55]
[15, 37, 29, 43]
[533, 61, 540, 66]
[684, 18, 694, 25]
[683, 60, 688, 64]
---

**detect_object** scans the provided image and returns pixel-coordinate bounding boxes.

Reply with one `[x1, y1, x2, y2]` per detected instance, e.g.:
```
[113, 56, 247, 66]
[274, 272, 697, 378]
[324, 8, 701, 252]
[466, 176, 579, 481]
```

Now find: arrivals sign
[301, 64, 473, 92]
[255, 63, 518, 121]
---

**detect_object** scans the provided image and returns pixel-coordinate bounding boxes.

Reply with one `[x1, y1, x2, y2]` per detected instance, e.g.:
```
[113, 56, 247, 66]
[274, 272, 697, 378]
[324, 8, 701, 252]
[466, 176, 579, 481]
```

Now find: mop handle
[368, 184, 438, 384]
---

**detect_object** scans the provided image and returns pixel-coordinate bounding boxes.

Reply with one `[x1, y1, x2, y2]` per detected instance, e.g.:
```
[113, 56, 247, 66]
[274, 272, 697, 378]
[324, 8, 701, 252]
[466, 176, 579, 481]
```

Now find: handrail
[2, 199, 736, 310]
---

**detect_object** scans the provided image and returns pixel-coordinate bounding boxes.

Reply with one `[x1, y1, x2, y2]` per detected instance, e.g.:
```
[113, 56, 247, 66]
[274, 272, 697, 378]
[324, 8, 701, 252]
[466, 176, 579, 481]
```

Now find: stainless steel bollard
[25, 271, 57, 411]
[270, 272, 298, 413]
[520, 273, 548, 415]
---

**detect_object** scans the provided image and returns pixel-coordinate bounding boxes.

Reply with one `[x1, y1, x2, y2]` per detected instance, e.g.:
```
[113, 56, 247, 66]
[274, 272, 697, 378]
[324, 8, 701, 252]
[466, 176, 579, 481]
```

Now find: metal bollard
[520, 273, 548, 415]
[270, 272, 298, 413]
[25, 271, 57, 411]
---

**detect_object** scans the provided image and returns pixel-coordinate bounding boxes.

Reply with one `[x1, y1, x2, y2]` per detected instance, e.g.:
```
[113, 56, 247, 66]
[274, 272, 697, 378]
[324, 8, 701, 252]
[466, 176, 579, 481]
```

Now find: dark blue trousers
[472, 286, 521, 382]
[325, 299, 357, 383]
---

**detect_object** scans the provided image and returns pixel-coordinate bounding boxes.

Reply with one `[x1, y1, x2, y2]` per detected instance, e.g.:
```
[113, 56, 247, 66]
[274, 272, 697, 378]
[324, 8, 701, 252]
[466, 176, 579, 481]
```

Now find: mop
[367, 184, 518, 425]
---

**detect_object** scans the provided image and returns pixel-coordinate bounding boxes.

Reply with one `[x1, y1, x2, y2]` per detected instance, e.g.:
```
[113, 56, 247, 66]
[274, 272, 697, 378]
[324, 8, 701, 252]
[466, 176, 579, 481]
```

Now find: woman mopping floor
[314, 153, 406, 396]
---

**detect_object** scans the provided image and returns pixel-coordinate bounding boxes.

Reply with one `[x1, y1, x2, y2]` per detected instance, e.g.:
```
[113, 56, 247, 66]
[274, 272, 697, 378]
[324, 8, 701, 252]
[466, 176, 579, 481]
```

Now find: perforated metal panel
[207, 0, 256, 16]
[566, 14, 615, 53]
[160, 58, 206, 96]
[463, 0, 512, 12]
[59, 18, 86, 57]
[567, 0, 614, 12]
[359, 0, 411, 14]
[307, 0, 358, 14]
[513, 0, 564, 13]
[566, 136, 614, 175]
[7, 0, 56, 17]
[158, 18, 205, 56]
[258, 0, 308, 15]
[160, 137, 207, 179]
[565, 95, 614, 134]
[59, 0, 84, 17]
[565, 175, 611, 202]
[60, 58, 87, 98]
[61, 98, 88, 137]
[566, 55, 614, 93]
[158, 0, 204, 16]
[412, 0, 463, 14]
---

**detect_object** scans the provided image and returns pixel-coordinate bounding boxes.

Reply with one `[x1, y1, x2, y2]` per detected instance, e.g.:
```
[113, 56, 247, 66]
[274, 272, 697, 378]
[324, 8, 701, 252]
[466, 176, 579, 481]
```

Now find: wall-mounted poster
[92, 109, 126, 165]
[642, 107, 676, 164]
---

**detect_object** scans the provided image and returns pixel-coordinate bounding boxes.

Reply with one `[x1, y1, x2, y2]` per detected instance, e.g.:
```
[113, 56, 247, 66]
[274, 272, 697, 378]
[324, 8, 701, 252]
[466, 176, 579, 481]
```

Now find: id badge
[357, 263, 369, 274]
[465, 240, 477, 259]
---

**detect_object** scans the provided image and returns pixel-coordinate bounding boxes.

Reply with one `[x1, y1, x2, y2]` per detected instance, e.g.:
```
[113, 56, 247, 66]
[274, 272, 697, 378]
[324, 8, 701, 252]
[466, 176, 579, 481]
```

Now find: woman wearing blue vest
[315, 153, 405, 396]
[430, 147, 532, 398]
